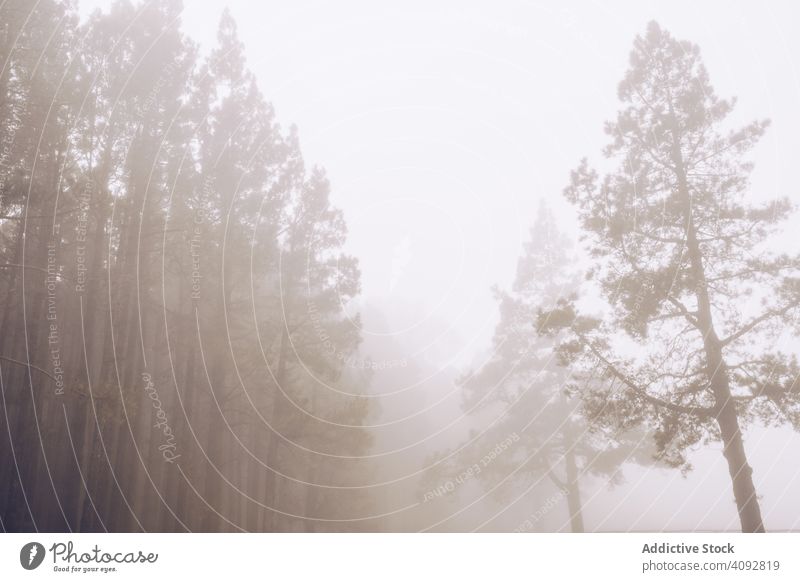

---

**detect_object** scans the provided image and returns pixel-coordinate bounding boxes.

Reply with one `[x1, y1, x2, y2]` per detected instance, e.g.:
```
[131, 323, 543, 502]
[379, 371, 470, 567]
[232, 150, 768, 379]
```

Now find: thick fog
[2, 0, 800, 532]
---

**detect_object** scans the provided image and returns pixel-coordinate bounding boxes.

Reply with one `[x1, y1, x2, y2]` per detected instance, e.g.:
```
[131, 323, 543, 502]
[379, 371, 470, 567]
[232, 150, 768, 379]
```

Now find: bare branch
[665, 296, 700, 329]
[574, 330, 713, 418]
[720, 300, 800, 347]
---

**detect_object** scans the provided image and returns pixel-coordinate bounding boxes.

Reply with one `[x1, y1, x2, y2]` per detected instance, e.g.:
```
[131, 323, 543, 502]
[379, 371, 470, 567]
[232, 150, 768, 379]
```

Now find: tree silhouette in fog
[425, 203, 651, 532]
[539, 22, 800, 533]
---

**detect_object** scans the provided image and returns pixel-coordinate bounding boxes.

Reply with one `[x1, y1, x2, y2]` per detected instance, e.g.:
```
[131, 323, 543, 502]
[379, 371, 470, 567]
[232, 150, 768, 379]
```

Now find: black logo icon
[20, 542, 46, 570]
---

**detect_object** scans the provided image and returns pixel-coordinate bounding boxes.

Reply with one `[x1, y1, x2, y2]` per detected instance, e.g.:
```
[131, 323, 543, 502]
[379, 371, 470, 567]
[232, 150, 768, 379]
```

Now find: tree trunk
[563, 447, 584, 533]
[264, 325, 290, 532]
[715, 399, 763, 531]
[671, 128, 765, 533]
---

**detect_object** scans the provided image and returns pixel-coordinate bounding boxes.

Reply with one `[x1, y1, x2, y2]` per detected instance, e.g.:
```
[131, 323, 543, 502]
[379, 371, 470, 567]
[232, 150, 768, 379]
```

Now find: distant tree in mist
[539, 22, 800, 533]
[423, 203, 650, 532]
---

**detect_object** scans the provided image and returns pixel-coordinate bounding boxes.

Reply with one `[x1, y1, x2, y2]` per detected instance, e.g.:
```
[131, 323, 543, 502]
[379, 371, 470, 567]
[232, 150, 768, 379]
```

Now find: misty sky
[76, 0, 800, 531]
[79, 0, 800, 368]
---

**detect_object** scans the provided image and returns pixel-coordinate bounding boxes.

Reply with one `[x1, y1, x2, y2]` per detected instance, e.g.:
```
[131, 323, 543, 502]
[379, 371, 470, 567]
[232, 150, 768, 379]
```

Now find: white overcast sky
[79, 0, 800, 367]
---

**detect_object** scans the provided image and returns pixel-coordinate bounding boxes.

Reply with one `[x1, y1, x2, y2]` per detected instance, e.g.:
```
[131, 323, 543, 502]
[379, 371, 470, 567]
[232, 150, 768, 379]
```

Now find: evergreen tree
[424, 203, 649, 532]
[539, 22, 800, 532]
[0, 0, 375, 532]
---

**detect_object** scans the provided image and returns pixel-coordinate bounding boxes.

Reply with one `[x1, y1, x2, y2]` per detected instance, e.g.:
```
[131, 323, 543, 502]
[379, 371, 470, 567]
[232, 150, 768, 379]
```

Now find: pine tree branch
[575, 331, 713, 418]
[633, 229, 685, 244]
[665, 296, 700, 329]
[720, 300, 800, 347]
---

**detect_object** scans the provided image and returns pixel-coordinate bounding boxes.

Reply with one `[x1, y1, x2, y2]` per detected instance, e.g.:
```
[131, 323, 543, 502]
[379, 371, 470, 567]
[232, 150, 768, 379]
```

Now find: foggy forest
[1, 0, 800, 534]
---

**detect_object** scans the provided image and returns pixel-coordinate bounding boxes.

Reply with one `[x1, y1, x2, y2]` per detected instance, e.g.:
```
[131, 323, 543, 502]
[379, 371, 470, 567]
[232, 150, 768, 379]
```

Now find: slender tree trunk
[563, 447, 584, 533]
[302, 390, 320, 533]
[0, 228, 31, 526]
[672, 130, 765, 533]
[176, 321, 197, 529]
[715, 396, 763, 531]
[73, 395, 96, 531]
[200, 280, 234, 531]
[263, 405, 282, 531]
[264, 325, 290, 532]
[80, 182, 113, 532]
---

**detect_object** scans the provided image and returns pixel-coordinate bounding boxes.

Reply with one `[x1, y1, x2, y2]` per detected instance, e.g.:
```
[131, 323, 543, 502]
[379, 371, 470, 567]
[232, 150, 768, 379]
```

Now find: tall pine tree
[540, 22, 800, 532]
